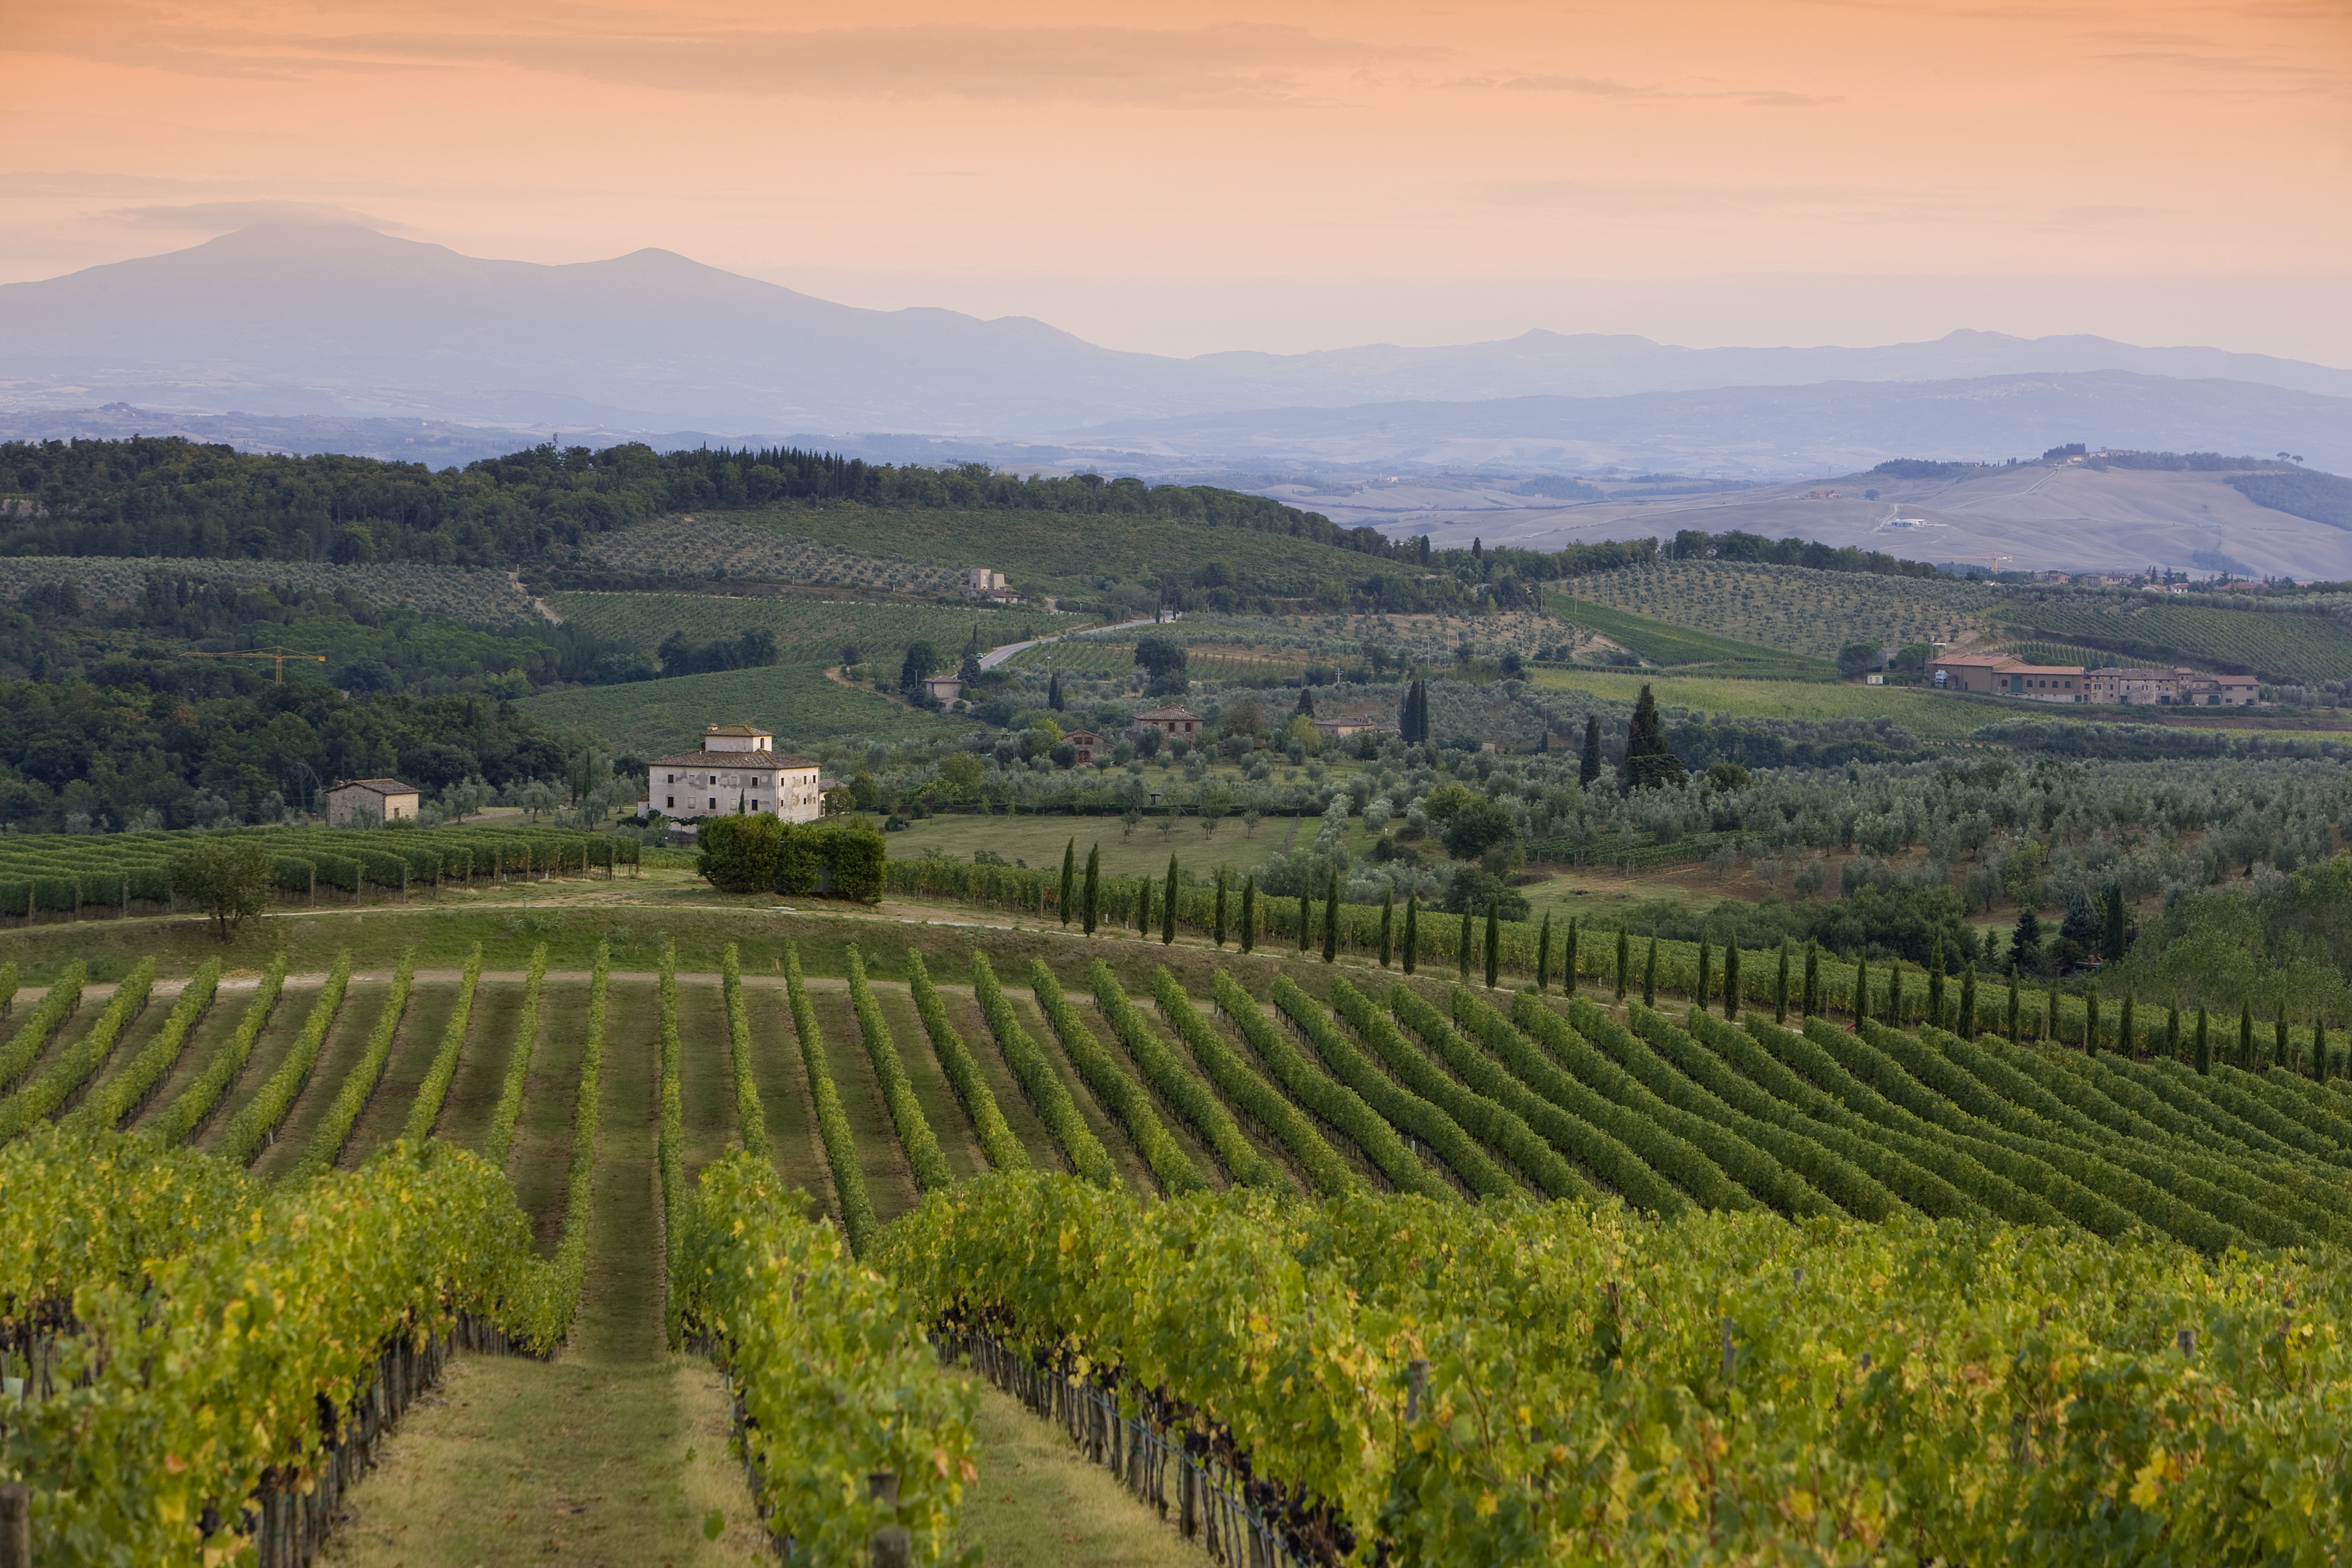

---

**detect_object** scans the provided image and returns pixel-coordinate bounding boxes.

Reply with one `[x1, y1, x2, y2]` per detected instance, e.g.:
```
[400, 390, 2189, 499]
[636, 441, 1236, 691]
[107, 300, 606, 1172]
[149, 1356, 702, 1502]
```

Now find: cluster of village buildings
[1926, 655, 2260, 706]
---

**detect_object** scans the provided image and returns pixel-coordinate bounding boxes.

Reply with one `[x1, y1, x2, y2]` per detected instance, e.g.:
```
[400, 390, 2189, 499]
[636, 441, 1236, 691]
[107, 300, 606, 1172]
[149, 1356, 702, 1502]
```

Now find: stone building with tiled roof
[637, 724, 823, 824]
[327, 778, 420, 826]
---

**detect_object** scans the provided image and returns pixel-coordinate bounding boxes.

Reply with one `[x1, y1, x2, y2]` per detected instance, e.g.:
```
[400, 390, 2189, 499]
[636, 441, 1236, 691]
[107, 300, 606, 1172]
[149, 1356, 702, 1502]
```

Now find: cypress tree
[1886, 963, 1903, 1027]
[2007, 963, 2021, 1041]
[2102, 884, 2128, 961]
[1579, 716, 1603, 789]
[1163, 854, 1180, 945]
[1723, 939, 1741, 1021]
[2239, 1002, 2254, 1069]
[1322, 874, 1339, 963]
[2313, 1017, 2328, 1081]
[1696, 933, 1713, 1014]
[1402, 889, 1419, 975]
[1048, 670, 1064, 710]
[2120, 990, 2136, 1058]
[1081, 844, 1101, 935]
[1854, 955, 1869, 1024]
[1926, 937, 1946, 1029]
[1484, 898, 1500, 988]
[1298, 888, 1311, 952]
[2194, 1006, 2209, 1074]
[2086, 986, 2101, 1053]
[1564, 918, 1579, 996]
[2276, 1006, 2290, 1072]
[1959, 963, 1978, 1040]
[2165, 1001, 2180, 1060]
[1802, 940, 1821, 1016]
[1535, 910, 1551, 992]
[1618, 685, 1688, 791]
[1641, 937, 1657, 1008]
[1239, 876, 1257, 954]
[1774, 939, 1790, 1024]
[1379, 887, 1395, 968]
[1059, 837, 1076, 926]
[1213, 867, 1228, 948]
[1615, 928, 1630, 1002]
[1138, 877, 1153, 937]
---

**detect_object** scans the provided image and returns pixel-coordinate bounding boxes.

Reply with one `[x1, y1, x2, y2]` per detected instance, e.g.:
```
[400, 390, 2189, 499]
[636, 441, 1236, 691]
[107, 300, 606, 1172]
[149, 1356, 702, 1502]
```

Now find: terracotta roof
[702, 723, 771, 737]
[647, 749, 818, 769]
[1133, 705, 1203, 721]
[337, 778, 419, 795]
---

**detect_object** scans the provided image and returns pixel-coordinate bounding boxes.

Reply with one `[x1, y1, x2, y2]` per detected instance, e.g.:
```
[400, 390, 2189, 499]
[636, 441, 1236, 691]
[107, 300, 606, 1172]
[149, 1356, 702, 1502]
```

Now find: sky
[5, 0, 2349, 363]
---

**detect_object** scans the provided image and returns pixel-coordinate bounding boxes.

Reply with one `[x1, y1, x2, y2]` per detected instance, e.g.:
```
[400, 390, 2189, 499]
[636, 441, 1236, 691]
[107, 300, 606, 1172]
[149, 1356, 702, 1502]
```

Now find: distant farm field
[514, 663, 951, 753]
[1529, 668, 1997, 738]
[1990, 599, 2352, 686]
[722, 504, 1377, 597]
[1543, 599, 1834, 678]
[547, 591, 1087, 663]
[1553, 560, 1992, 659]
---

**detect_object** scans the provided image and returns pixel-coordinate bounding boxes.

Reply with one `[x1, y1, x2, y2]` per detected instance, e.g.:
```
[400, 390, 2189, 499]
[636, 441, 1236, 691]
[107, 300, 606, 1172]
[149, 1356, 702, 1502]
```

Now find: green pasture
[1545, 599, 1834, 678]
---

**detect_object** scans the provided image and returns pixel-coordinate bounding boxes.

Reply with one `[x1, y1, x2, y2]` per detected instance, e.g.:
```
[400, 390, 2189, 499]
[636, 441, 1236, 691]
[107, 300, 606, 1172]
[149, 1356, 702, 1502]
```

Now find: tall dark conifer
[1535, 910, 1552, 992]
[1484, 899, 1500, 988]
[1379, 888, 1395, 968]
[1059, 837, 1075, 927]
[1564, 918, 1579, 996]
[1081, 844, 1101, 935]
[1722, 940, 1741, 1021]
[1618, 685, 1687, 791]
[1163, 854, 1180, 945]
[1579, 716, 1603, 789]
[1214, 867, 1229, 948]
[1402, 889, 1419, 975]
[1239, 876, 1257, 954]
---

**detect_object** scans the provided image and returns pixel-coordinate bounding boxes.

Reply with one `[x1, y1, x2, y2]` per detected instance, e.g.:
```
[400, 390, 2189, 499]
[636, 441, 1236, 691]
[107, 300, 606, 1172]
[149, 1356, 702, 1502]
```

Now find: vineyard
[1, 902, 2347, 1564]
[546, 591, 1084, 665]
[1990, 597, 2352, 686]
[1551, 560, 1994, 659]
[0, 823, 642, 919]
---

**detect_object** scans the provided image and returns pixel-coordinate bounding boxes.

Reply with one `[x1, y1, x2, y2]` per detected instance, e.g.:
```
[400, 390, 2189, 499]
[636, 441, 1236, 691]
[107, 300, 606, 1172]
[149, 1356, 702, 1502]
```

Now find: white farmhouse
[639, 723, 823, 823]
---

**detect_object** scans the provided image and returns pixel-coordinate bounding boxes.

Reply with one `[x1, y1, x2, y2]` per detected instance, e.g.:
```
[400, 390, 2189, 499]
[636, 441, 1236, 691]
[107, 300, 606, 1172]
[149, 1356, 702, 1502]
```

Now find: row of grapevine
[969, 951, 1121, 1187]
[0, 1127, 570, 1563]
[1148, 967, 1360, 1197]
[481, 943, 550, 1167]
[1328, 978, 1593, 1202]
[785, 941, 878, 1255]
[846, 944, 951, 1190]
[671, 1152, 980, 1566]
[400, 943, 484, 1142]
[882, 1168, 2352, 1565]
[1214, 971, 1449, 1200]
[286, 953, 416, 1182]
[0, 960, 83, 1093]
[1089, 961, 1286, 1191]
[721, 942, 775, 1164]
[905, 949, 1029, 1172]
[60, 958, 222, 1135]
[1028, 959, 1205, 1195]
[146, 957, 289, 1146]
[0, 958, 155, 1138]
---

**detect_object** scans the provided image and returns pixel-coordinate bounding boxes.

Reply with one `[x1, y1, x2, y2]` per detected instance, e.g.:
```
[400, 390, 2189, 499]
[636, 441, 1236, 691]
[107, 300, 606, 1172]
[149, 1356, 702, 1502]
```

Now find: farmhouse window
[666, 796, 674, 808]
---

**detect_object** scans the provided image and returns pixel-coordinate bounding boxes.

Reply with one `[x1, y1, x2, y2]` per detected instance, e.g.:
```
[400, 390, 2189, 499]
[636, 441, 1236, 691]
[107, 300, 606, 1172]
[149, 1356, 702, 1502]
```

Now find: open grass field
[514, 661, 951, 754]
[7, 866, 2349, 1563]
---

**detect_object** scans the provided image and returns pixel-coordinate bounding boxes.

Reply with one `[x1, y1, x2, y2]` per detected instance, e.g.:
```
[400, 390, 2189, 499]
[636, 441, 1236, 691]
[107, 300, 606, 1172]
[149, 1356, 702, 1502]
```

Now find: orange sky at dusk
[5, 1, 2348, 360]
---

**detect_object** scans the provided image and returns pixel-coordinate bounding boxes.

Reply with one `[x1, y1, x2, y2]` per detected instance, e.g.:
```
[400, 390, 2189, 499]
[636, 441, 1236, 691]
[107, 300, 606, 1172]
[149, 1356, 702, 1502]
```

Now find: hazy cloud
[103, 200, 410, 232]
[13, 10, 1429, 108]
[1458, 75, 1840, 108]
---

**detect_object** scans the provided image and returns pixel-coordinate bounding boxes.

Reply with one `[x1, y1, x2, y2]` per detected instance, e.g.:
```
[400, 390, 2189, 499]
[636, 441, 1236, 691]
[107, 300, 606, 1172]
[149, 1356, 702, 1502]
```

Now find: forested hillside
[0, 437, 1392, 568]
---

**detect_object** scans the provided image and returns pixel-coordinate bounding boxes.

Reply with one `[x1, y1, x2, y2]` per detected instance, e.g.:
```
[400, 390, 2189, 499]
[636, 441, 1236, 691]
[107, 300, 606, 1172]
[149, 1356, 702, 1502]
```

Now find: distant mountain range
[3, 224, 2349, 473]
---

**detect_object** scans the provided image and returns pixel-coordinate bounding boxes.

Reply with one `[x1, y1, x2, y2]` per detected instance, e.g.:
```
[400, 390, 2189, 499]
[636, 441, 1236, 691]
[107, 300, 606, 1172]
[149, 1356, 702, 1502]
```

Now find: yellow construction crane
[181, 645, 328, 684]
